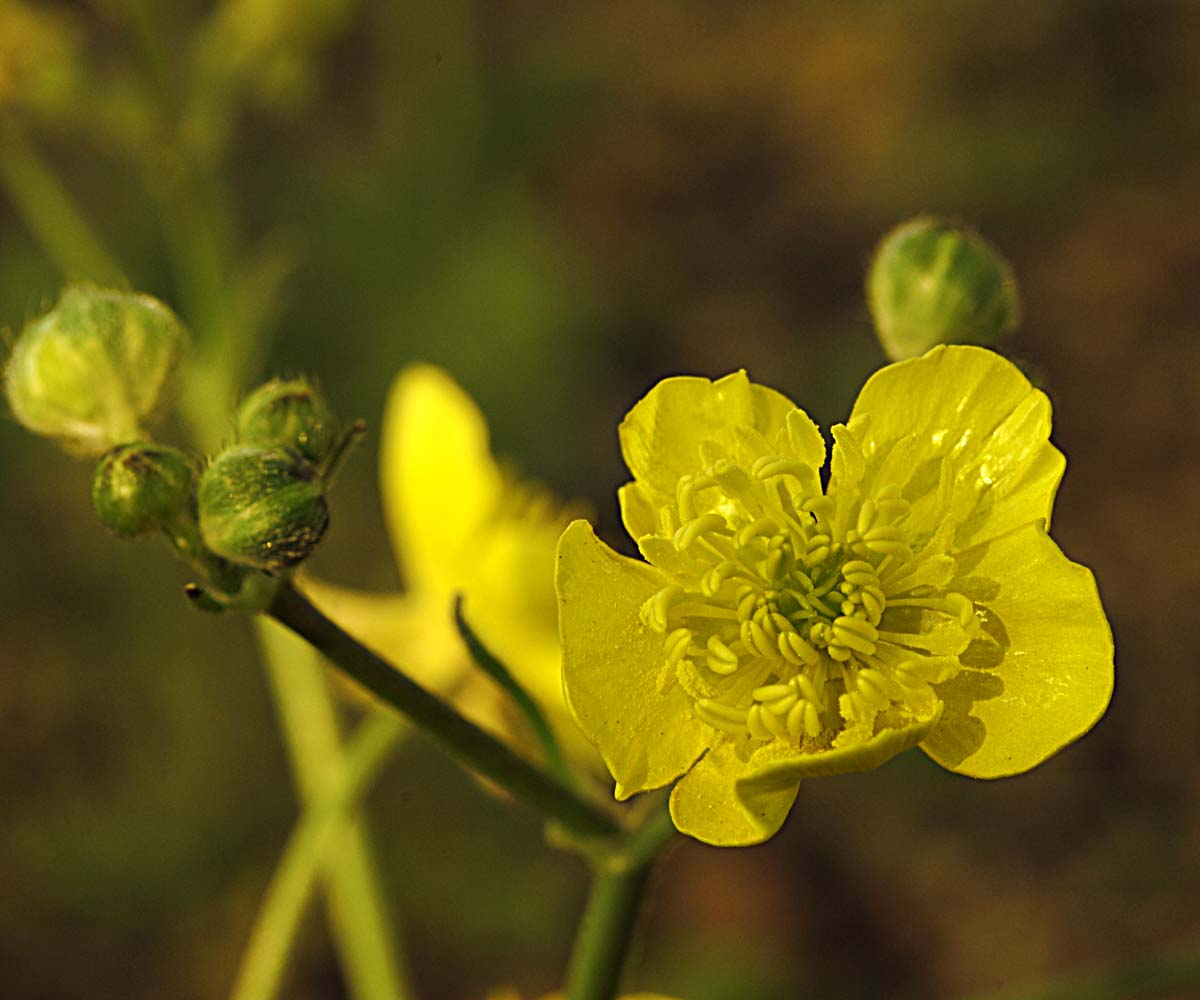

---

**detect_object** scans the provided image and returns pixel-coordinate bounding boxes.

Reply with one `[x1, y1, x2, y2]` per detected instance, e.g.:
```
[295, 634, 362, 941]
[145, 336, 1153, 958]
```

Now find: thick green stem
[230, 708, 410, 1000]
[266, 581, 621, 840]
[256, 619, 416, 1000]
[564, 805, 676, 1000]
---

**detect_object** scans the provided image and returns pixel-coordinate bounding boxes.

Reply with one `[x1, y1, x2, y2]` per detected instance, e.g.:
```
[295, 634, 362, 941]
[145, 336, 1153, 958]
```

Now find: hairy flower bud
[92, 442, 196, 537]
[235, 377, 337, 463]
[866, 217, 1020, 361]
[3, 285, 187, 454]
[198, 445, 329, 571]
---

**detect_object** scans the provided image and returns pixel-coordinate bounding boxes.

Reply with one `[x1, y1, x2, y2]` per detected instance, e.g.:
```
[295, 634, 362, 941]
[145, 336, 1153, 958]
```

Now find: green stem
[965, 942, 1200, 1000]
[564, 805, 676, 1000]
[0, 117, 126, 287]
[256, 619, 416, 1000]
[454, 595, 571, 788]
[230, 708, 410, 1000]
[266, 581, 621, 840]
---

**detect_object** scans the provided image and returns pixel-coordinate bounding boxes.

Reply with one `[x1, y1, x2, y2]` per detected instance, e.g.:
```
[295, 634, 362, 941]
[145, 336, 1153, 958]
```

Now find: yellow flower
[303, 364, 596, 771]
[557, 346, 1113, 846]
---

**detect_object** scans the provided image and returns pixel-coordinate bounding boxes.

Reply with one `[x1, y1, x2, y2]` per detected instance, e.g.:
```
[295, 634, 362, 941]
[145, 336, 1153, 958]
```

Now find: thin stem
[0, 117, 126, 287]
[266, 581, 621, 840]
[256, 619, 416, 1000]
[454, 595, 571, 787]
[230, 709, 410, 1000]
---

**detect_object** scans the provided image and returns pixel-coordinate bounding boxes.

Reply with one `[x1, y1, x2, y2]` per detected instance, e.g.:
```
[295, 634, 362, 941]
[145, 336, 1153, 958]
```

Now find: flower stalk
[265, 580, 622, 841]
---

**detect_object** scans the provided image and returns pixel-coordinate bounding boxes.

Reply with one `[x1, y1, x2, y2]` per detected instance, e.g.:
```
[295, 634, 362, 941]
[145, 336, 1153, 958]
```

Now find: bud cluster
[4, 284, 362, 608]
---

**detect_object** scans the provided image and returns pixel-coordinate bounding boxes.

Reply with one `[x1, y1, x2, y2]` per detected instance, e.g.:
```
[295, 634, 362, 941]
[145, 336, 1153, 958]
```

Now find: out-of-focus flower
[303, 364, 598, 773]
[0, 1, 82, 115]
[558, 346, 1113, 846]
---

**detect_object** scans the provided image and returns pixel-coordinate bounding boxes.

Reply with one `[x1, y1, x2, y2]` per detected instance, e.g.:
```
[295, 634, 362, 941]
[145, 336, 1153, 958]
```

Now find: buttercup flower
[303, 364, 598, 772]
[558, 346, 1113, 846]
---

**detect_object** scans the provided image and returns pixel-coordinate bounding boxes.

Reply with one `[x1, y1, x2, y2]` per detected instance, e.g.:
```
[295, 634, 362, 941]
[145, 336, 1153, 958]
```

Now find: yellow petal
[921, 522, 1113, 777]
[618, 371, 807, 503]
[380, 364, 502, 597]
[732, 706, 941, 838]
[557, 520, 708, 796]
[668, 740, 799, 847]
[618, 480, 659, 541]
[849, 345, 1064, 550]
[670, 703, 943, 846]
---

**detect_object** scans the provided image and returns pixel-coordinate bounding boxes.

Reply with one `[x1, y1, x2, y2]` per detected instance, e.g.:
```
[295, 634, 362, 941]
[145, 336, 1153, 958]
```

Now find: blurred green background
[2, 1, 1198, 998]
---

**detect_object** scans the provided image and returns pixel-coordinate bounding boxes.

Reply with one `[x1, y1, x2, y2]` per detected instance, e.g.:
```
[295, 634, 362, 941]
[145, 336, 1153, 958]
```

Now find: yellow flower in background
[304, 364, 596, 772]
[558, 346, 1113, 846]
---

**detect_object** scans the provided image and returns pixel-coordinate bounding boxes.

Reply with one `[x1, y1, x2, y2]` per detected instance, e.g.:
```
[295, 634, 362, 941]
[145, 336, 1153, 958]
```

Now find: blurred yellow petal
[380, 363, 502, 597]
[557, 519, 708, 796]
[848, 345, 1064, 549]
[922, 522, 1113, 777]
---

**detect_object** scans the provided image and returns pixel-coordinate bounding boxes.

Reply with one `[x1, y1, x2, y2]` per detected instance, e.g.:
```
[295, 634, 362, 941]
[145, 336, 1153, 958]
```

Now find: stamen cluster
[638, 420, 976, 751]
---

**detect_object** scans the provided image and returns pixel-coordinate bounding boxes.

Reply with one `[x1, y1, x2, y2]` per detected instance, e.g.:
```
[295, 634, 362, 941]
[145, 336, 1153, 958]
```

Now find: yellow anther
[945, 592, 978, 630]
[659, 504, 678, 536]
[744, 618, 777, 659]
[736, 516, 778, 548]
[863, 537, 912, 558]
[859, 668, 902, 702]
[833, 615, 879, 642]
[746, 705, 774, 741]
[702, 560, 737, 597]
[736, 588, 759, 621]
[859, 588, 884, 622]
[856, 670, 892, 710]
[705, 634, 740, 676]
[803, 700, 822, 739]
[778, 629, 820, 666]
[796, 674, 822, 705]
[752, 456, 811, 481]
[769, 611, 795, 635]
[694, 699, 749, 734]
[644, 584, 684, 633]
[664, 627, 693, 665]
[674, 512, 727, 551]
[856, 499, 878, 536]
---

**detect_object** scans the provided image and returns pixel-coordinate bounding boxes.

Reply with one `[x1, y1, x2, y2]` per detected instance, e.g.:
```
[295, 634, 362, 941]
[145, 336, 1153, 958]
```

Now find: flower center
[639, 427, 977, 750]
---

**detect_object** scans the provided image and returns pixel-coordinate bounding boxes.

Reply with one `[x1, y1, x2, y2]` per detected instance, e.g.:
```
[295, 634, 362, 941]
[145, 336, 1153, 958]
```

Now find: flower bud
[235, 377, 337, 463]
[866, 217, 1020, 361]
[3, 285, 187, 454]
[92, 442, 196, 537]
[198, 445, 329, 571]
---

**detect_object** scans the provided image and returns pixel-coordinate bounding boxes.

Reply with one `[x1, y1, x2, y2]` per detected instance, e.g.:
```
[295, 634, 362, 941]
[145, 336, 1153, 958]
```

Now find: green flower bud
[198, 445, 329, 571]
[235, 377, 337, 463]
[866, 217, 1020, 361]
[92, 442, 196, 537]
[3, 284, 187, 455]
